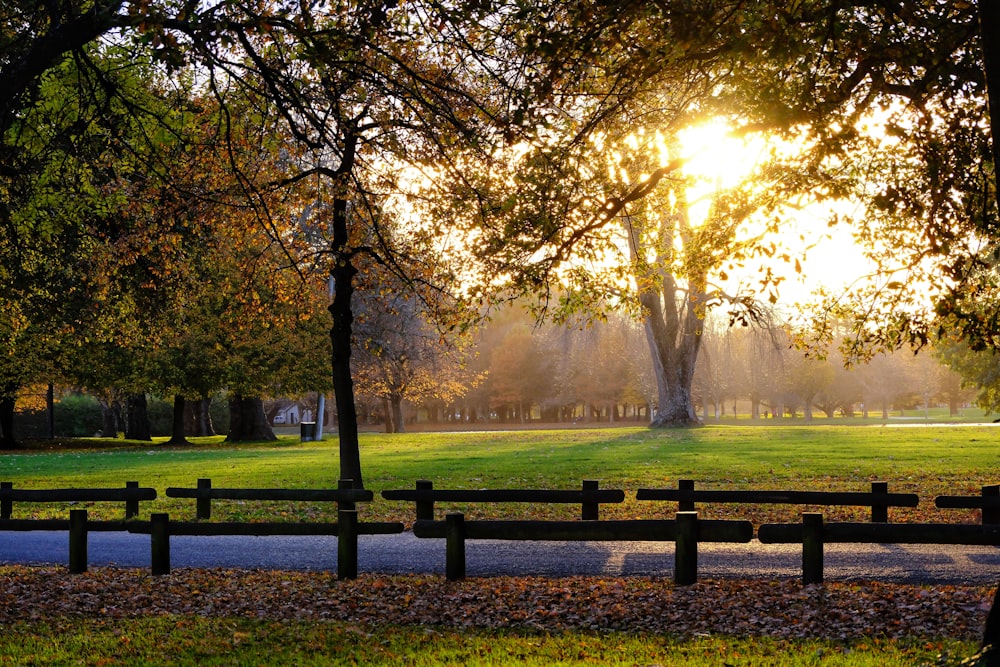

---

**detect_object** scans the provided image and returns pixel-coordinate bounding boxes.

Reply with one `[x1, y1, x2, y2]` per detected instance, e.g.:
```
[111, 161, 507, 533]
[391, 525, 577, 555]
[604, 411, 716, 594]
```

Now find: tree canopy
[2, 0, 997, 455]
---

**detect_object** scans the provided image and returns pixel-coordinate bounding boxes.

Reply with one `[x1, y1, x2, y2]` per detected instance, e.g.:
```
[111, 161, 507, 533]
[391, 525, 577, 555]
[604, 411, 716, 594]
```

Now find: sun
[673, 118, 878, 306]
[677, 119, 767, 191]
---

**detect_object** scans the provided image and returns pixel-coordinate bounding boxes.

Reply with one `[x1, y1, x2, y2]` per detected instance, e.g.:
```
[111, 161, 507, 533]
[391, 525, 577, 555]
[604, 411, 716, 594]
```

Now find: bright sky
[677, 119, 876, 310]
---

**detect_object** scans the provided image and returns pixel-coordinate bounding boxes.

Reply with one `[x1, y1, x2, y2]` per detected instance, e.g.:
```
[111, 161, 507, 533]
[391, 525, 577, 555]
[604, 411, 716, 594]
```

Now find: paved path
[3, 530, 1000, 585]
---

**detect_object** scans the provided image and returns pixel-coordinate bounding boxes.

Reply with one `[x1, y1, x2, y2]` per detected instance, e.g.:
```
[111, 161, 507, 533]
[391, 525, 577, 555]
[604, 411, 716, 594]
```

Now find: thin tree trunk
[315, 393, 325, 440]
[46, 383, 54, 439]
[330, 190, 364, 487]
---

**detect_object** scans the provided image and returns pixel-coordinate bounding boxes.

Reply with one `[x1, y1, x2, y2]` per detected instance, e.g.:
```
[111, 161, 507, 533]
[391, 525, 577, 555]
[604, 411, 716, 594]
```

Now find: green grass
[3, 424, 999, 523]
[1, 424, 996, 664]
[0, 617, 974, 666]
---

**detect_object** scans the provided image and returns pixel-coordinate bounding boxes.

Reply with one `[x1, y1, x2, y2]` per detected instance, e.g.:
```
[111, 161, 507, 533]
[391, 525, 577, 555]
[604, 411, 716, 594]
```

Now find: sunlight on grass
[2, 424, 999, 523]
[1, 425, 995, 665]
[0, 617, 973, 666]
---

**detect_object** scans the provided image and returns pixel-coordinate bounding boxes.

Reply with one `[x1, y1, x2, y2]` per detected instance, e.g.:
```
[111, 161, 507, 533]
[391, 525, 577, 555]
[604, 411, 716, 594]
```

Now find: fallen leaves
[0, 565, 991, 642]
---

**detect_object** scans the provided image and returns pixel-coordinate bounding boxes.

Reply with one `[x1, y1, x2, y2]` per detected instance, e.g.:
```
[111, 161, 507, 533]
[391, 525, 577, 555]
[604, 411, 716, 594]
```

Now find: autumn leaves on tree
[2, 2, 998, 465]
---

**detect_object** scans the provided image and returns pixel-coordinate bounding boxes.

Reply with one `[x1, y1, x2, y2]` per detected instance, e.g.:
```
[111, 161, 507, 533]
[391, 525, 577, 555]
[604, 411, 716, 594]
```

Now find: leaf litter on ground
[0, 565, 992, 642]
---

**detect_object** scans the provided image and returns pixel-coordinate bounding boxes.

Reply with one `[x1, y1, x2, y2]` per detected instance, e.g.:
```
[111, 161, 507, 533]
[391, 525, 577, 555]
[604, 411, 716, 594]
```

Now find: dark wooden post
[1, 481, 11, 519]
[337, 509, 359, 580]
[674, 511, 698, 586]
[69, 509, 88, 574]
[678, 480, 695, 512]
[871, 481, 888, 522]
[582, 480, 598, 520]
[802, 512, 824, 585]
[337, 479, 359, 580]
[983, 485, 1000, 525]
[415, 480, 434, 521]
[338, 480, 356, 510]
[125, 481, 139, 520]
[445, 512, 466, 581]
[196, 478, 212, 520]
[151, 513, 171, 575]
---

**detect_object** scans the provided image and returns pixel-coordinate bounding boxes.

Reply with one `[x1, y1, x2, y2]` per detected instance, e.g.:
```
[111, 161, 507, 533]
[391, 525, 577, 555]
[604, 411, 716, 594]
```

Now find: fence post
[1, 481, 11, 519]
[196, 478, 212, 520]
[415, 480, 434, 521]
[582, 480, 598, 520]
[983, 485, 1000, 525]
[126, 481, 139, 520]
[802, 512, 824, 585]
[338, 480, 356, 510]
[69, 509, 88, 574]
[151, 513, 171, 575]
[678, 480, 695, 513]
[871, 481, 888, 522]
[337, 509, 359, 580]
[445, 512, 466, 581]
[674, 511, 698, 586]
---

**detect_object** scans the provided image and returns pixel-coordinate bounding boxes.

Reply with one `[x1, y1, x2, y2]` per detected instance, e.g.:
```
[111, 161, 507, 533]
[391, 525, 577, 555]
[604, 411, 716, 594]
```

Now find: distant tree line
[349, 305, 977, 430]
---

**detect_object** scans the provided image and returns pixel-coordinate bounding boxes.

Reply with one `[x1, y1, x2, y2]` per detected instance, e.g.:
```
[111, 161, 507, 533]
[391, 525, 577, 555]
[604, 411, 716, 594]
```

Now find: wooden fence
[4, 478, 1000, 584]
[1, 481, 156, 521]
[636, 480, 919, 522]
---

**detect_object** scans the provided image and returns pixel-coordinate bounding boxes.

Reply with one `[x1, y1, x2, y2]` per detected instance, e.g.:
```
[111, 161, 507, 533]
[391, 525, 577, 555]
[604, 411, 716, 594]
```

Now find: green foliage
[12, 393, 102, 438]
[54, 393, 103, 438]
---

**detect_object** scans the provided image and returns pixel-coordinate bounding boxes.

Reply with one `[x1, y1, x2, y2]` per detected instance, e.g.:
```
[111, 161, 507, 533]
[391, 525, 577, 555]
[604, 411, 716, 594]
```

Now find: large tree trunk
[0, 389, 18, 449]
[226, 395, 276, 441]
[644, 295, 702, 427]
[185, 397, 215, 436]
[99, 398, 122, 437]
[626, 201, 704, 428]
[650, 379, 701, 426]
[165, 394, 190, 446]
[390, 396, 405, 434]
[124, 393, 151, 441]
[382, 397, 395, 433]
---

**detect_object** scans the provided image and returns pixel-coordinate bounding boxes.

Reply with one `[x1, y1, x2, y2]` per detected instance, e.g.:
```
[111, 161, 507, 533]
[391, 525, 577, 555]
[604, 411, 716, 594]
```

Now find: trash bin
[300, 422, 317, 442]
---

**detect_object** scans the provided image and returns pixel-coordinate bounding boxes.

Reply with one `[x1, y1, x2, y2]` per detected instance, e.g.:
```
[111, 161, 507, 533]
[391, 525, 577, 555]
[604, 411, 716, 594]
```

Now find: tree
[207, 1, 540, 483]
[936, 333, 1000, 415]
[1, 44, 186, 446]
[485, 324, 555, 424]
[353, 284, 476, 434]
[711, 2, 999, 360]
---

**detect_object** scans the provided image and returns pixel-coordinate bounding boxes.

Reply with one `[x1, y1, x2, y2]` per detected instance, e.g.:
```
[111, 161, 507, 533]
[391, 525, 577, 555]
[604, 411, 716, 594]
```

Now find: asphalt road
[3, 530, 1000, 585]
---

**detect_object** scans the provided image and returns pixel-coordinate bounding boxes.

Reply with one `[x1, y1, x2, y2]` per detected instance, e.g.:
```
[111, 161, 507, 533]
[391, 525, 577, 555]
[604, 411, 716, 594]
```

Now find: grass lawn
[1, 423, 998, 665]
[0, 617, 976, 666]
[2, 423, 999, 523]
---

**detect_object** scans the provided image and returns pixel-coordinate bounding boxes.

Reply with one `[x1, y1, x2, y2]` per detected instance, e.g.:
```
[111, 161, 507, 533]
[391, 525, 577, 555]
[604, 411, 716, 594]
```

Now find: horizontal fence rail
[382, 480, 624, 521]
[637, 480, 918, 523]
[423, 512, 753, 583]
[5, 478, 1000, 584]
[166, 478, 373, 520]
[125, 512, 403, 577]
[935, 484, 1000, 524]
[1, 481, 156, 520]
[412, 517, 753, 542]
